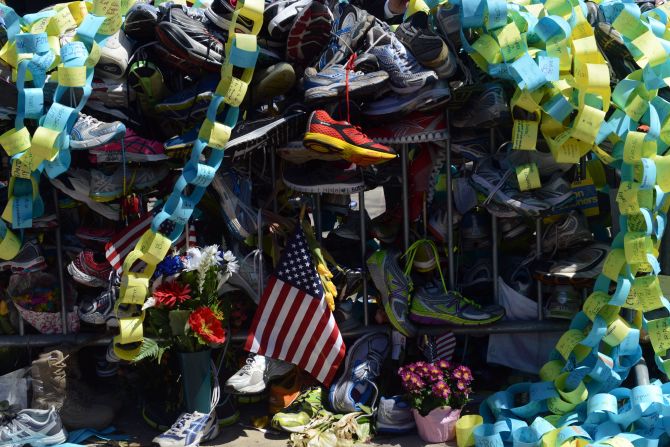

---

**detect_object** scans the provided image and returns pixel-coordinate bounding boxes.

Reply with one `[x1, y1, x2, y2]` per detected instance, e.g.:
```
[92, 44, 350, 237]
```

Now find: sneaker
[88, 129, 169, 163]
[215, 394, 240, 428]
[89, 165, 170, 202]
[50, 170, 121, 222]
[69, 113, 126, 150]
[366, 24, 438, 93]
[333, 299, 363, 332]
[67, 250, 113, 288]
[210, 171, 258, 241]
[376, 396, 415, 434]
[594, 22, 637, 81]
[451, 83, 511, 128]
[460, 258, 493, 293]
[95, 356, 118, 378]
[152, 412, 214, 447]
[435, 3, 462, 48]
[535, 242, 609, 280]
[410, 279, 505, 325]
[75, 226, 116, 245]
[534, 174, 575, 210]
[78, 288, 118, 326]
[470, 157, 549, 217]
[282, 160, 366, 194]
[428, 207, 461, 243]
[154, 75, 218, 121]
[277, 140, 341, 164]
[205, 0, 255, 34]
[157, 5, 225, 72]
[266, 0, 309, 40]
[303, 110, 397, 166]
[225, 354, 294, 394]
[96, 30, 133, 80]
[363, 80, 451, 117]
[0, 408, 67, 447]
[0, 241, 47, 273]
[499, 216, 528, 240]
[124, 2, 160, 42]
[303, 64, 389, 103]
[224, 110, 308, 157]
[364, 111, 449, 144]
[272, 387, 326, 433]
[90, 77, 133, 110]
[540, 210, 593, 253]
[269, 370, 302, 414]
[545, 285, 581, 319]
[395, 12, 456, 78]
[367, 250, 417, 337]
[317, 3, 374, 69]
[142, 400, 183, 432]
[250, 62, 296, 106]
[329, 332, 390, 413]
[286, 0, 333, 66]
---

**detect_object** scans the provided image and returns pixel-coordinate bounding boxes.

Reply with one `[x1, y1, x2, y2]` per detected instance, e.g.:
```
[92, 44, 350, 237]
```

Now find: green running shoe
[272, 387, 327, 433]
[367, 250, 417, 337]
[410, 279, 505, 325]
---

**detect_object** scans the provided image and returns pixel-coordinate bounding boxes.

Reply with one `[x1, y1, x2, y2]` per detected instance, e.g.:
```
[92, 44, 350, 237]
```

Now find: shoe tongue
[410, 11, 428, 28]
[369, 26, 391, 47]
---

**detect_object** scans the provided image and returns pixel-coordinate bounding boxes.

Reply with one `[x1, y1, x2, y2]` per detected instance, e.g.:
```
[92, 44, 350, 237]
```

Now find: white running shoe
[152, 412, 217, 447]
[0, 407, 67, 447]
[224, 354, 294, 394]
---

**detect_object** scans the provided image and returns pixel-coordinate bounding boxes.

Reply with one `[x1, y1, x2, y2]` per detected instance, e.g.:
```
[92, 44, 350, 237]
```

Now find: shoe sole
[0, 258, 47, 273]
[282, 175, 365, 195]
[29, 428, 68, 447]
[253, 64, 296, 105]
[88, 148, 168, 163]
[286, 1, 333, 65]
[227, 111, 308, 157]
[67, 262, 108, 288]
[304, 132, 397, 166]
[363, 86, 451, 117]
[304, 72, 389, 103]
[409, 309, 503, 326]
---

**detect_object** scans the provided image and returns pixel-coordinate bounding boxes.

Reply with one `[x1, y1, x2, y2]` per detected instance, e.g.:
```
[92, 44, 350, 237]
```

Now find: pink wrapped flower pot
[413, 406, 461, 443]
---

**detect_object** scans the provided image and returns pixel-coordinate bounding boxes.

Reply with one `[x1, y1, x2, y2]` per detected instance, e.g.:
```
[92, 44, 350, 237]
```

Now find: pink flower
[432, 382, 451, 400]
[404, 373, 425, 393]
[456, 380, 468, 391]
[438, 359, 451, 370]
[453, 365, 473, 382]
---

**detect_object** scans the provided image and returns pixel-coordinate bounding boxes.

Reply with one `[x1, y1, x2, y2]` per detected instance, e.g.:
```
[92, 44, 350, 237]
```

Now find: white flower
[223, 250, 236, 263]
[182, 247, 202, 271]
[222, 250, 239, 274]
[142, 297, 156, 311]
[202, 245, 223, 263]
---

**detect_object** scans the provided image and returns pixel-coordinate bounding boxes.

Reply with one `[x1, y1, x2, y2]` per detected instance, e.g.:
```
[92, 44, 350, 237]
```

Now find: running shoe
[0, 408, 67, 447]
[210, 171, 258, 241]
[277, 140, 341, 163]
[539, 210, 593, 253]
[250, 62, 296, 105]
[316, 3, 374, 69]
[154, 75, 218, 121]
[269, 370, 302, 414]
[303, 110, 396, 166]
[0, 240, 47, 273]
[153, 412, 217, 447]
[69, 113, 126, 150]
[303, 64, 389, 103]
[224, 110, 308, 157]
[89, 165, 169, 202]
[366, 24, 438, 94]
[376, 396, 415, 434]
[124, 2, 160, 42]
[205, 0, 255, 34]
[96, 29, 133, 79]
[225, 354, 294, 394]
[272, 387, 326, 433]
[367, 250, 417, 337]
[67, 250, 113, 288]
[435, 3, 462, 48]
[215, 394, 240, 428]
[282, 160, 366, 194]
[534, 173, 575, 210]
[78, 286, 118, 326]
[286, 0, 333, 66]
[364, 111, 449, 144]
[88, 129, 168, 163]
[363, 80, 450, 117]
[223, 250, 269, 304]
[534, 242, 609, 280]
[157, 5, 225, 72]
[329, 332, 390, 413]
[395, 11, 456, 78]
[266, 0, 309, 40]
[49, 170, 121, 221]
[451, 83, 511, 128]
[90, 77, 132, 110]
[409, 279, 505, 325]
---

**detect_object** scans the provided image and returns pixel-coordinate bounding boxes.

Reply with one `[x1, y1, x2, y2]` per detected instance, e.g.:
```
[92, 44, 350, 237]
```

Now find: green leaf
[357, 404, 372, 415]
[133, 338, 162, 362]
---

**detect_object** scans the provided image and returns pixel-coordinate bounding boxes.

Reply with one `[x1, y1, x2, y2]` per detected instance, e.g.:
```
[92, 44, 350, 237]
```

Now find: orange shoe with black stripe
[303, 110, 397, 166]
[268, 370, 302, 414]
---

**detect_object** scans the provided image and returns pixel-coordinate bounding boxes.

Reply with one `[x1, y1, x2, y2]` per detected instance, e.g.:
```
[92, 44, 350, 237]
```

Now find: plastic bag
[0, 367, 29, 409]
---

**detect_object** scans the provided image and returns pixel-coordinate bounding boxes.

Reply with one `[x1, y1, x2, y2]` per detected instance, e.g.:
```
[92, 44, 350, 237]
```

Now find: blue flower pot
[178, 350, 212, 413]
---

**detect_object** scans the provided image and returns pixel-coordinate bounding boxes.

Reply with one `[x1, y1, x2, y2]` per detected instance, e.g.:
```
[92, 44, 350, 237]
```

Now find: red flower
[153, 281, 192, 308]
[188, 306, 227, 344]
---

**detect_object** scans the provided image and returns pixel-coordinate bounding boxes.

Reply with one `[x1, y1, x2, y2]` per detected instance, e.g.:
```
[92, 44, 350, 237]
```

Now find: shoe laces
[77, 113, 101, 128]
[239, 354, 261, 375]
[48, 355, 68, 381]
[165, 412, 200, 435]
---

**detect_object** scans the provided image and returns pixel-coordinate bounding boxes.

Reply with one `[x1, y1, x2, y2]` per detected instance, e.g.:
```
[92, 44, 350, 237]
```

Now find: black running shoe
[225, 110, 308, 157]
[205, 0, 255, 34]
[282, 160, 365, 194]
[124, 2, 159, 42]
[395, 12, 456, 78]
[156, 5, 224, 72]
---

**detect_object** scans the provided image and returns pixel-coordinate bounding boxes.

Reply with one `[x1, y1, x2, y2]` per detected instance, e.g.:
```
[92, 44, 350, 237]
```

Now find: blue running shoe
[155, 75, 218, 121]
[316, 3, 374, 70]
[303, 64, 388, 103]
[329, 332, 390, 413]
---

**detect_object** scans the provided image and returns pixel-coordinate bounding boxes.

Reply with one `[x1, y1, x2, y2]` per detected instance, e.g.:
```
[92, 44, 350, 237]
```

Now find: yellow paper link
[571, 105, 606, 143]
[11, 157, 32, 180]
[616, 181, 640, 215]
[116, 312, 145, 344]
[199, 119, 232, 150]
[547, 42, 572, 72]
[85, 42, 101, 68]
[234, 0, 265, 35]
[138, 230, 172, 266]
[511, 88, 544, 113]
[603, 317, 631, 346]
[631, 30, 667, 68]
[0, 127, 31, 156]
[220, 74, 250, 108]
[613, 8, 648, 41]
[556, 329, 586, 361]
[0, 42, 18, 68]
[583, 291, 620, 323]
[540, 359, 565, 381]
[0, 228, 21, 261]
[472, 34, 503, 65]
[574, 62, 611, 109]
[512, 119, 540, 150]
[47, 6, 77, 36]
[572, 36, 604, 65]
[68, 1, 89, 24]
[495, 23, 526, 62]
[31, 18, 51, 34]
[30, 126, 61, 166]
[456, 415, 483, 447]
[120, 275, 150, 306]
[647, 317, 670, 355]
[627, 275, 663, 311]
[624, 232, 654, 264]
[653, 154, 670, 192]
[515, 163, 541, 190]
[57, 65, 86, 87]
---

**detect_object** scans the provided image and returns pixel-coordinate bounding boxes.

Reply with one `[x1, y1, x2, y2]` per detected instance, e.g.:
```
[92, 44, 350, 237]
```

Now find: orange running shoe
[303, 110, 397, 166]
[268, 369, 302, 414]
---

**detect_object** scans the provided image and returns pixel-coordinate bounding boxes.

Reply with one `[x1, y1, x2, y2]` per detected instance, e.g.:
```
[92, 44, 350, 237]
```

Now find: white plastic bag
[0, 367, 29, 409]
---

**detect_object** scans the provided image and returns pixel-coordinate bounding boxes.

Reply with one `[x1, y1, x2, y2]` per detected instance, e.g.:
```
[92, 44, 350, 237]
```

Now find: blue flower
[155, 255, 184, 277]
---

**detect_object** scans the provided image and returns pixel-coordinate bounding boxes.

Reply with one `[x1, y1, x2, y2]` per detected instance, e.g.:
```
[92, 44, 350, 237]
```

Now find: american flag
[105, 213, 196, 275]
[420, 332, 457, 362]
[244, 226, 345, 385]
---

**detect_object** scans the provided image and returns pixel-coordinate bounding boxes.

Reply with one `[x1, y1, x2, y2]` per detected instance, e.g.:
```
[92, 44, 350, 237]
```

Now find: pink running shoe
[67, 250, 113, 288]
[88, 129, 168, 163]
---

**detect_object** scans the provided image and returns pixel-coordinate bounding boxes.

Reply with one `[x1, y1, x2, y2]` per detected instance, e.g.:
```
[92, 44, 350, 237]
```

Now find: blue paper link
[461, 0, 486, 28]
[12, 195, 32, 229]
[485, 0, 507, 30]
[509, 54, 547, 91]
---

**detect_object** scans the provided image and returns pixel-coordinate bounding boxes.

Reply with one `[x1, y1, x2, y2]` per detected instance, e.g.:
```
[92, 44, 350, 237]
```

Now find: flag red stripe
[244, 277, 279, 351]
[285, 297, 321, 365]
[258, 282, 292, 353]
[269, 289, 304, 359]
[323, 341, 346, 385]
[295, 305, 330, 376]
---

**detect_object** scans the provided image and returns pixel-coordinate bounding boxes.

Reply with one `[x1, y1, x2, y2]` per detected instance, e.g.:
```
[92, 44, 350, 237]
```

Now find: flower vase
[412, 406, 461, 443]
[178, 350, 212, 413]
